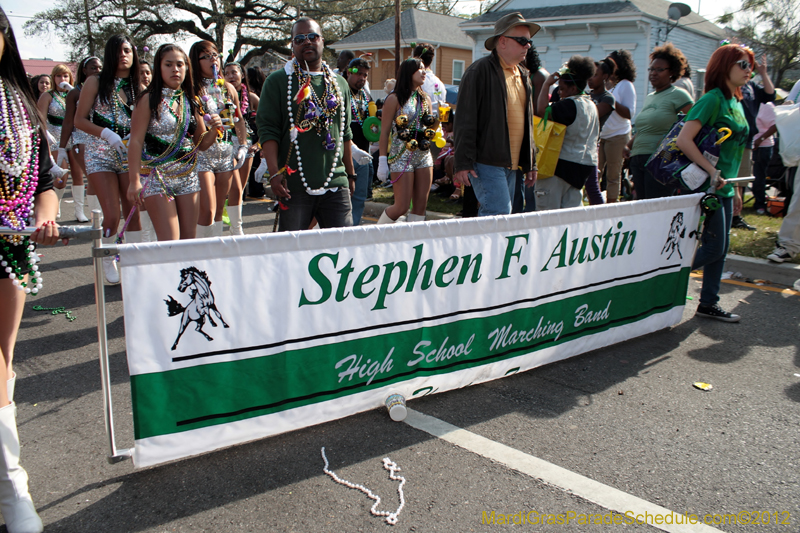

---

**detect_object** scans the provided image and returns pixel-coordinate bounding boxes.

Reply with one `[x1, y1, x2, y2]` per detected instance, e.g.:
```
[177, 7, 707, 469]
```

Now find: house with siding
[330, 8, 474, 99]
[460, 0, 727, 114]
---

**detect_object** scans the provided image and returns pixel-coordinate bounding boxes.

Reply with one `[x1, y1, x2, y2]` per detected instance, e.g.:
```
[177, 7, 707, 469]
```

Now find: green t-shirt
[257, 65, 352, 191]
[684, 88, 748, 198]
[631, 86, 693, 156]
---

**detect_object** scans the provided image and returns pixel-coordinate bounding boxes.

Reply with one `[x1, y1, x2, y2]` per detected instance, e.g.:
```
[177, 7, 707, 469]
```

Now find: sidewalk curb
[266, 188, 798, 287]
[725, 255, 800, 288]
[362, 201, 457, 221]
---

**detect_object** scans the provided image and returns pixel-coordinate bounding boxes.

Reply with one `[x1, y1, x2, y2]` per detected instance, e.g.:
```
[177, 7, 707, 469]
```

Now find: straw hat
[484, 12, 541, 51]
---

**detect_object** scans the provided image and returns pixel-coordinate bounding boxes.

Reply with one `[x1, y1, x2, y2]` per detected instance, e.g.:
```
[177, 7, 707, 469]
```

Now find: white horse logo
[662, 212, 686, 260]
[165, 267, 229, 350]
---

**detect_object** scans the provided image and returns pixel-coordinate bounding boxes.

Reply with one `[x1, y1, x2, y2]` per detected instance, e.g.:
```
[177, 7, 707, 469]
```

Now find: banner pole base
[107, 448, 133, 465]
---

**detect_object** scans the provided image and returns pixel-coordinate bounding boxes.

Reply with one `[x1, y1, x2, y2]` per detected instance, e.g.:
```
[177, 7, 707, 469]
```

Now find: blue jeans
[351, 158, 373, 225]
[472, 163, 516, 216]
[752, 146, 772, 211]
[692, 195, 733, 306]
[512, 169, 536, 213]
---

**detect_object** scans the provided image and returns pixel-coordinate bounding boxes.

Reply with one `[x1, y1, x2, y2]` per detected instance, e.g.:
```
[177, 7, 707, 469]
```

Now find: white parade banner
[118, 195, 702, 467]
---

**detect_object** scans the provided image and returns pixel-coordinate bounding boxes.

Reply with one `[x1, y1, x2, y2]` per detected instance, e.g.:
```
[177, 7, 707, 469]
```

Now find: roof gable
[333, 8, 473, 48]
[469, 0, 724, 39]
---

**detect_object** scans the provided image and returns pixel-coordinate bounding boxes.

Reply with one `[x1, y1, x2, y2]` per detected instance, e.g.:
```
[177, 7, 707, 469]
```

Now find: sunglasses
[503, 35, 533, 47]
[293, 33, 321, 45]
[647, 67, 668, 73]
[735, 59, 752, 71]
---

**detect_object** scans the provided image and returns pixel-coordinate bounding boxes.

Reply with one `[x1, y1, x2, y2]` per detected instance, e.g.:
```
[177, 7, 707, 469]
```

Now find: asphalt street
[8, 197, 800, 533]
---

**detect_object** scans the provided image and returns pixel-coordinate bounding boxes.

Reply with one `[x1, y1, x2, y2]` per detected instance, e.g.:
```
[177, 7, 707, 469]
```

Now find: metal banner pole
[91, 210, 132, 464]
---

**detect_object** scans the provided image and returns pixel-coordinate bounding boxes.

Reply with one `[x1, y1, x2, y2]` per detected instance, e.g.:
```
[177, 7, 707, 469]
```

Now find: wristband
[348, 174, 358, 180]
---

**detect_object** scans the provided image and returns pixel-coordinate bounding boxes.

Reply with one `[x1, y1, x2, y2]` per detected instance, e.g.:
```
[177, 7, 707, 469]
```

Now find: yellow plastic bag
[533, 107, 566, 179]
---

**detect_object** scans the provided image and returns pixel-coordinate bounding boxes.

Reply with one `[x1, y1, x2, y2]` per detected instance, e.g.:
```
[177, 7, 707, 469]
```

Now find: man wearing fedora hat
[453, 12, 539, 216]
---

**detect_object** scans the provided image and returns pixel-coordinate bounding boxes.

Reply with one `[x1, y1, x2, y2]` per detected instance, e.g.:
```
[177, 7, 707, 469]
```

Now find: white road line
[404, 409, 722, 533]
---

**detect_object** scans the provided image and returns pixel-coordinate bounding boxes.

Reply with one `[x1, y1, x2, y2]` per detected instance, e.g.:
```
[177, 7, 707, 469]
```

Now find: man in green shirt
[257, 17, 356, 231]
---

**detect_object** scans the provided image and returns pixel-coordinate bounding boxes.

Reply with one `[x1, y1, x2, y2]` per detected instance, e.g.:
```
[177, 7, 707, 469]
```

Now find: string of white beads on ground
[321, 446, 406, 525]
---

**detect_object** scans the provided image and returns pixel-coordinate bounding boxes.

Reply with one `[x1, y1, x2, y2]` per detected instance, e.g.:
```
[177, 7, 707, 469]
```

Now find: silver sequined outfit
[46, 91, 72, 151]
[141, 88, 201, 198]
[72, 128, 91, 146]
[388, 95, 433, 173]
[197, 78, 234, 173]
[71, 86, 91, 146]
[84, 80, 131, 175]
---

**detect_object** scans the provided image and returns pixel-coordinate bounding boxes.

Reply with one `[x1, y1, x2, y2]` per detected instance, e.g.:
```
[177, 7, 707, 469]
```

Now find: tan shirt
[499, 55, 526, 170]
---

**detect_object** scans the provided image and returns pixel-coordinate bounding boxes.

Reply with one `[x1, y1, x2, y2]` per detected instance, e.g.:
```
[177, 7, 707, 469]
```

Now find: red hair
[704, 44, 755, 100]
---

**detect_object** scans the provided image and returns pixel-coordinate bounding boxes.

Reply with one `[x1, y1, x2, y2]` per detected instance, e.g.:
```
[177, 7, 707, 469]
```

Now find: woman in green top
[626, 43, 693, 199]
[676, 43, 753, 322]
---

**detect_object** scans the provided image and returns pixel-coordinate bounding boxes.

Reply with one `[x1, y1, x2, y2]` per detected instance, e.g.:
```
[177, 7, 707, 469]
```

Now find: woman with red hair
[676, 43, 753, 322]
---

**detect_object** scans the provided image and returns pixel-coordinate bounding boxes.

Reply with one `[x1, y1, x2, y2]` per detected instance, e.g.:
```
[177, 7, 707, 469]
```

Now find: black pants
[278, 187, 353, 231]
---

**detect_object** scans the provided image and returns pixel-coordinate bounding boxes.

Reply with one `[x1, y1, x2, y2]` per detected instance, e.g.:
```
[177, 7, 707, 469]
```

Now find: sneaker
[696, 304, 740, 322]
[731, 215, 756, 231]
[755, 208, 766, 216]
[767, 246, 793, 263]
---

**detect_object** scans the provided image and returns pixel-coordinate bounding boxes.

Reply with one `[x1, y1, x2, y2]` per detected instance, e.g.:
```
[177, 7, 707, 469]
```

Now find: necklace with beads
[50, 90, 68, 111]
[349, 88, 369, 125]
[388, 90, 431, 165]
[200, 77, 235, 143]
[286, 59, 345, 194]
[0, 79, 44, 294]
[110, 77, 134, 136]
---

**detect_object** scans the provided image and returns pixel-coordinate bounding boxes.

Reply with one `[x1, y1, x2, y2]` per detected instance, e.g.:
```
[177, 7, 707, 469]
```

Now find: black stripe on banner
[175, 301, 676, 427]
[172, 265, 681, 363]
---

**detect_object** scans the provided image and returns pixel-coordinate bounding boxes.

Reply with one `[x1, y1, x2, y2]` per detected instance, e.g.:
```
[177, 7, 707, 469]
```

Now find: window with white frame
[452, 60, 465, 86]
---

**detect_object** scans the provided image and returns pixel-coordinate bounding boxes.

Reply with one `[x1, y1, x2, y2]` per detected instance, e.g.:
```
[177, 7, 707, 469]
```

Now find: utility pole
[394, 0, 401, 77]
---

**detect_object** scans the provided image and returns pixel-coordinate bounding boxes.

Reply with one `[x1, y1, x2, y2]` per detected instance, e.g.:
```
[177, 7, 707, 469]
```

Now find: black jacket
[454, 52, 536, 173]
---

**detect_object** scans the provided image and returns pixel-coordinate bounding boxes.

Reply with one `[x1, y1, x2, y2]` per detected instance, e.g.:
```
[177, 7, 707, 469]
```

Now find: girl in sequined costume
[223, 61, 259, 235]
[75, 35, 142, 284]
[376, 57, 438, 223]
[127, 44, 222, 241]
[189, 41, 247, 238]
[37, 64, 80, 220]
[0, 9, 61, 531]
[57, 57, 103, 224]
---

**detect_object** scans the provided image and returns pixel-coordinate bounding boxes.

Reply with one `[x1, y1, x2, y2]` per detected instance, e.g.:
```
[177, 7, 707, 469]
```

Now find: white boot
[228, 204, 244, 236]
[212, 221, 224, 237]
[87, 195, 103, 224]
[124, 230, 142, 244]
[101, 234, 120, 285]
[139, 211, 155, 242]
[71, 185, 89, 222]
[406, 213, 426, 223]
[0, 404, 43, 533]
[6, 374, 14, 404]
[53, 187, 65, 220]
[196, 224, 213, 239]
[377, 210, 396, 224]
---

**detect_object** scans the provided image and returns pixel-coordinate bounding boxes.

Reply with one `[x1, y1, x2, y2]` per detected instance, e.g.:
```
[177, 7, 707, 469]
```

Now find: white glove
[49, 157, 67, 180]
[351, 145, 372, 165]
[377, 155, 389, 181]
[46, 130, 57, 147]
[100, 128, 127, 157]
[236, 144, 248, 164]
[57, 147, 69, 167]
[254, 159, 268, 183]
[59, 81, 75, 92]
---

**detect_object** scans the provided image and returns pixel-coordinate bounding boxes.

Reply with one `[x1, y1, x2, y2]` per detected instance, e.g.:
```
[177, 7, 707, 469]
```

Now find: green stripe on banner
[131, 268, 690, 440]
